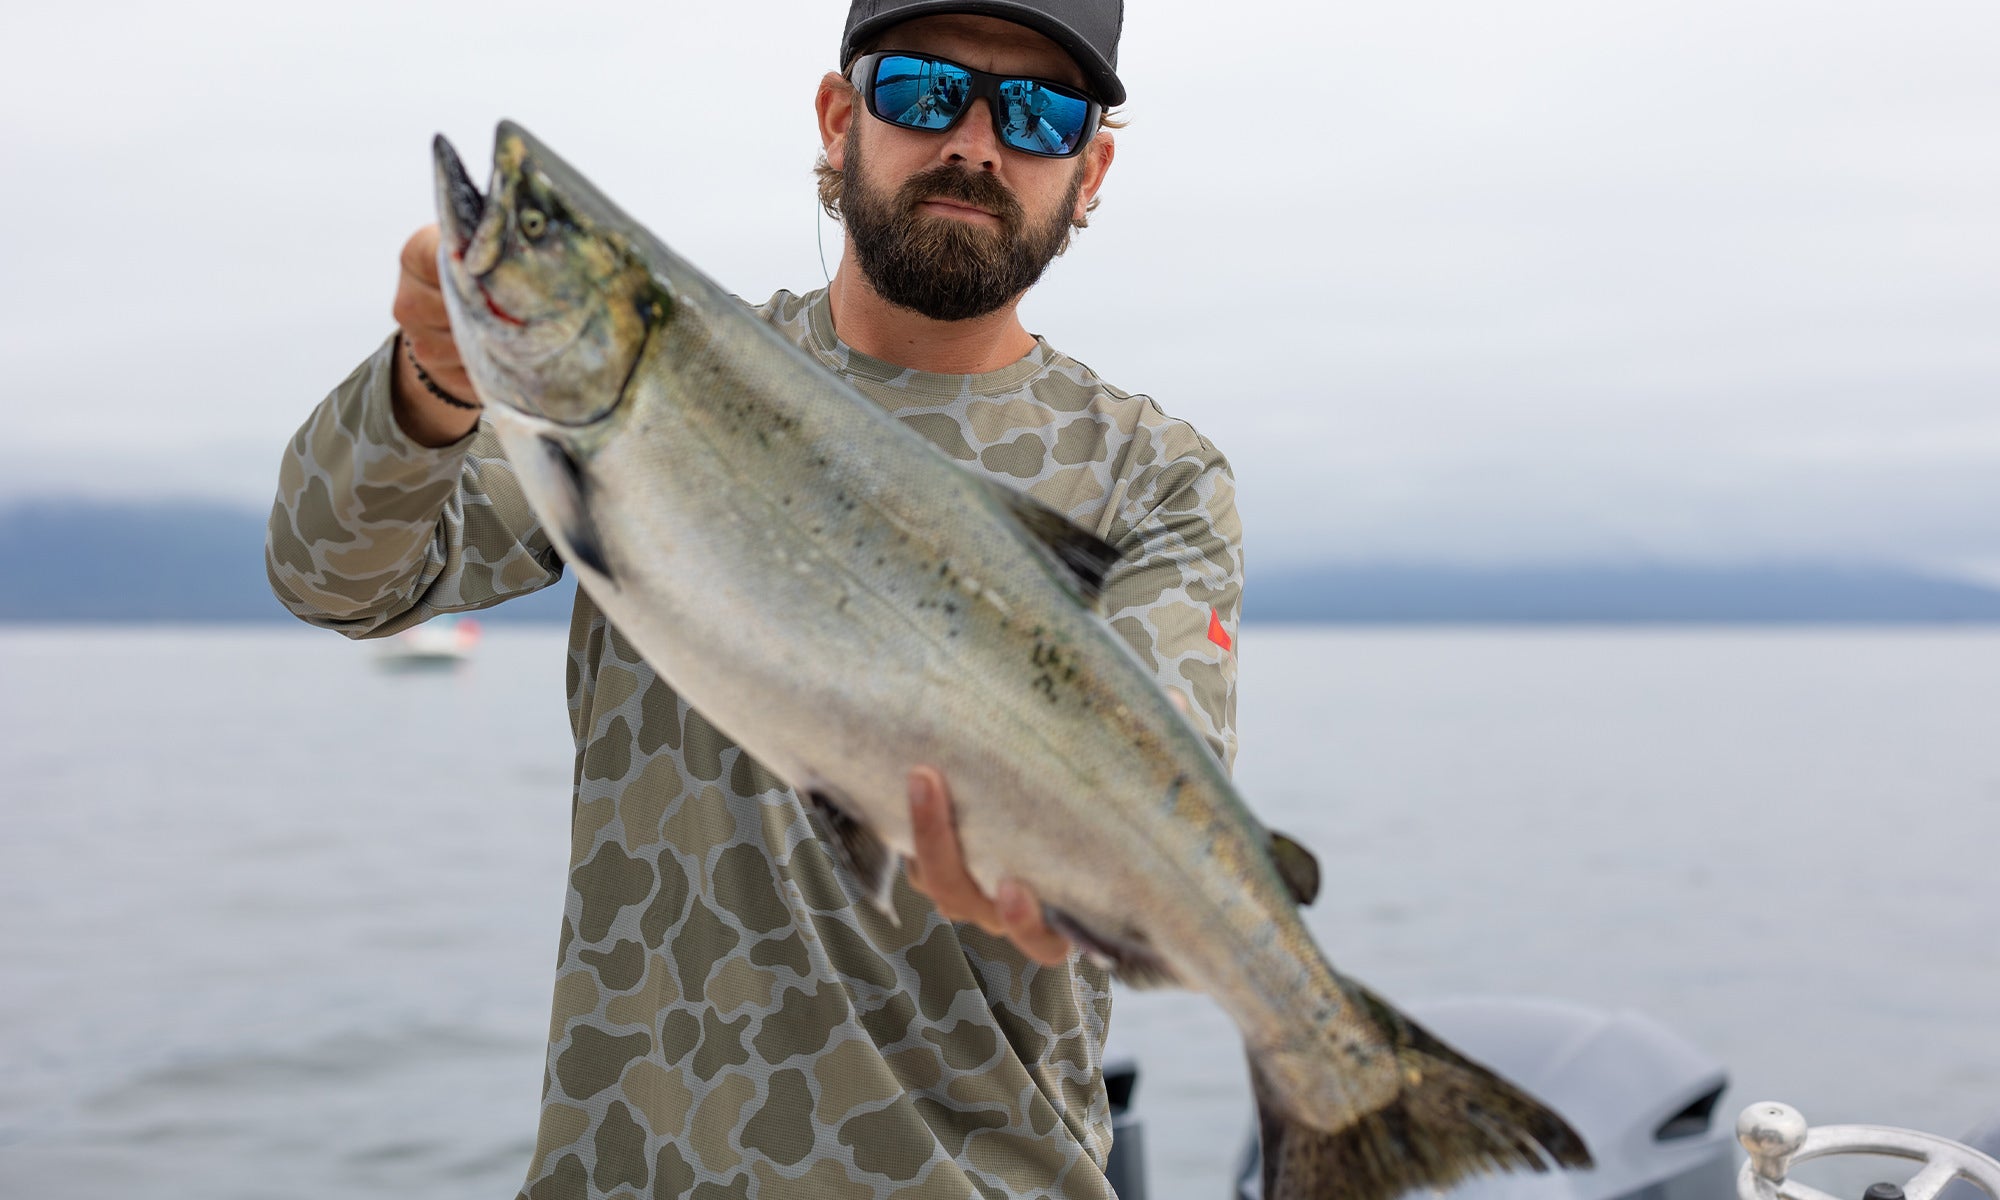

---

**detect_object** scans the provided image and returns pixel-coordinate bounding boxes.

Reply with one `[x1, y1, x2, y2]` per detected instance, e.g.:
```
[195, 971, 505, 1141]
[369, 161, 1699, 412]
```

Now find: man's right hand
[389, 225, 483, 447]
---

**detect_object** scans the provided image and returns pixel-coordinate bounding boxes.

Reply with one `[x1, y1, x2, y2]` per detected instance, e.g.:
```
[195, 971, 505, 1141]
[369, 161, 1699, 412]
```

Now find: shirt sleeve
[264, 332, 565, 639]
[1097, 427, 1244, 773]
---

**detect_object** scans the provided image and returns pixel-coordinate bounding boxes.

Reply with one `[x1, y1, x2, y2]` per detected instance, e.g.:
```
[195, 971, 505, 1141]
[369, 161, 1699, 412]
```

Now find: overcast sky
[2, 0, 1995, 574]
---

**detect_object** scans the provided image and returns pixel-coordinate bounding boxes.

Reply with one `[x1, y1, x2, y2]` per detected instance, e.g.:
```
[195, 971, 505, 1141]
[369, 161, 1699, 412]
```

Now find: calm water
[3, 626, 1997, 1199]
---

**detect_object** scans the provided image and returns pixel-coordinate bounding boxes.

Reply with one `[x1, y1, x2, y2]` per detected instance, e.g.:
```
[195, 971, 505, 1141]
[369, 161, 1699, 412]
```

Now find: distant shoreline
[7, 499, 2000, 625]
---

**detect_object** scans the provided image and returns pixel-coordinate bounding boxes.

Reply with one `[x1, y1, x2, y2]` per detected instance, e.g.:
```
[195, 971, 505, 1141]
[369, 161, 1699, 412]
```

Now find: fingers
[904, 767, 1070, 967]
[393, 226, 452, 345]
[398, 224, 442, 286]
[907, 767, 990, 924]
[390, 225, 473, 396]
[995, 879, 1071, 966]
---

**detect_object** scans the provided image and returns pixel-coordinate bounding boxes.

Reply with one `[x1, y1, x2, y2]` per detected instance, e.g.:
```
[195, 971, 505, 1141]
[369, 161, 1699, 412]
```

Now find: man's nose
[938, 98, 1004, 169]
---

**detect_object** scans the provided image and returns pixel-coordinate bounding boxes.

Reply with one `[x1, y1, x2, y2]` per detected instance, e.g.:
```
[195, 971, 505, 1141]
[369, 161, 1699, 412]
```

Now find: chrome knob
[1739, 1101, 1811, 1183]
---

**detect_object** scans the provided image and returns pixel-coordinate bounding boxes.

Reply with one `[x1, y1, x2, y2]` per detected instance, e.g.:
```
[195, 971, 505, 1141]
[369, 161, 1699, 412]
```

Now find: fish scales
[589, 280, 1288, 1009]
[433, 120, 1593, 1200]
[557, 266, 1230, 874]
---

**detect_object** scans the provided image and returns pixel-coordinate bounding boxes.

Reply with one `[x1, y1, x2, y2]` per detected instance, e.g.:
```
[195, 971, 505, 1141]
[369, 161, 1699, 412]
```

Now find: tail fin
[1254, 985, 1591, 1200]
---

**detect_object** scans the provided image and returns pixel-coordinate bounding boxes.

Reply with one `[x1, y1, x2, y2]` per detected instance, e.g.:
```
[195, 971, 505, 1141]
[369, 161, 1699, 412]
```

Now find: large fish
[431, 120, 1592, 1200]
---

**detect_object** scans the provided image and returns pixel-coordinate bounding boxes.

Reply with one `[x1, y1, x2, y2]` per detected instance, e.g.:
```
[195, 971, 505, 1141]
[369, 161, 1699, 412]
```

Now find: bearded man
[266, 2, 1242, 1196]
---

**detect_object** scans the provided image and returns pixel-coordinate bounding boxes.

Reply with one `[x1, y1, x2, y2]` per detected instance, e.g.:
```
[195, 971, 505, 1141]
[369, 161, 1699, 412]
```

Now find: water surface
[4, 626, 1995, 1199]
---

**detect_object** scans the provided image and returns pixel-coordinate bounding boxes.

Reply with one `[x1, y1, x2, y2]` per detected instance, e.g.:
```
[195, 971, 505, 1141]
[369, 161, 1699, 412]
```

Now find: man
[267, 1, 1242, 1196]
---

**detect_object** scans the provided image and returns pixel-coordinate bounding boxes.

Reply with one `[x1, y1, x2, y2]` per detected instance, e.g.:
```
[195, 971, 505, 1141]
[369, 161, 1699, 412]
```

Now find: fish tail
[1253, 985, 1591, 1200]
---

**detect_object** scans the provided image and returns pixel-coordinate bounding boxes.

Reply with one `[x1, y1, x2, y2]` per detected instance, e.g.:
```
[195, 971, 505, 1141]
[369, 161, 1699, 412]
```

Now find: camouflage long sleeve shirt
[266, 288, 1243, 1200]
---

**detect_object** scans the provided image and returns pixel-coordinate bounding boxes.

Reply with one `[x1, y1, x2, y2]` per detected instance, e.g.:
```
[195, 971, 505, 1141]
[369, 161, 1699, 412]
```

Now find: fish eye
[519, 208, 547, 240]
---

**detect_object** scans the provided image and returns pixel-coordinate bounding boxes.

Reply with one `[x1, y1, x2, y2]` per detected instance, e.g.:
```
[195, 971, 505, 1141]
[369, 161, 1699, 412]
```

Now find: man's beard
[840, 130, 1083, 323]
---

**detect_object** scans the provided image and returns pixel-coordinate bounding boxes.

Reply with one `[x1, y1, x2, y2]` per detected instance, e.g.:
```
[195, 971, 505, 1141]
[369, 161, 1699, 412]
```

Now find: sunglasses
[850, 52, 1102, 159]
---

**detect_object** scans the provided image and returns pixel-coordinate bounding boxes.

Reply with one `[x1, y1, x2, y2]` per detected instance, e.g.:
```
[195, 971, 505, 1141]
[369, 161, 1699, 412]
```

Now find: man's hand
[904, 767, 1072, 966]
[389, 225, 482, 447]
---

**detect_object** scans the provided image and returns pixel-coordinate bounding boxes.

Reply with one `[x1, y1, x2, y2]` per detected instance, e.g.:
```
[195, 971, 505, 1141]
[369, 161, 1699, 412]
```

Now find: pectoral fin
[527, 435, 613, 583]
[978, 478, 1122, 608]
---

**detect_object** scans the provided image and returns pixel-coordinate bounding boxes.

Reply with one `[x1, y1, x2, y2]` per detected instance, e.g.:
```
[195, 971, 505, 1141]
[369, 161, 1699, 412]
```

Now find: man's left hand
[904, 767, 1072, 966]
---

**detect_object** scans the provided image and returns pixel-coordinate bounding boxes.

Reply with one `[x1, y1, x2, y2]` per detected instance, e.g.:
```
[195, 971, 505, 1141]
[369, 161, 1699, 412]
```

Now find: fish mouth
[433, 132, 532, 326]
[425, 121, 663, 428]
[433, 134, 485, 258]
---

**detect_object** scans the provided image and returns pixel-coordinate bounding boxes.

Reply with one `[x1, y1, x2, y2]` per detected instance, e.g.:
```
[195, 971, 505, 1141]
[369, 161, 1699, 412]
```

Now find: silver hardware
[1737, 1102, 2000, 1200]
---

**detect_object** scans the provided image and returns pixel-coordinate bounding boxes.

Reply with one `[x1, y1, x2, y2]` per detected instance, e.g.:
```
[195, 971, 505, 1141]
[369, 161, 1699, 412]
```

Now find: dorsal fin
[978, 477, 1122, 607]
[1268, 830, 1322, 907]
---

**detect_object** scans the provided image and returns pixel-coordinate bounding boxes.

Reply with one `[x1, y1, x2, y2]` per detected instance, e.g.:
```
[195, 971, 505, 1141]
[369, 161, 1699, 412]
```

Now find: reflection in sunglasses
[857, 52, 1099, 158]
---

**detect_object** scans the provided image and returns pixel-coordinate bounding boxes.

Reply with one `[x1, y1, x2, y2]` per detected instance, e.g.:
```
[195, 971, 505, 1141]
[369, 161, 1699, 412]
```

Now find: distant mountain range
[4, 498, 1999, 624]
[1247, 562, 2000, 623]
[0, 498, 579, 624]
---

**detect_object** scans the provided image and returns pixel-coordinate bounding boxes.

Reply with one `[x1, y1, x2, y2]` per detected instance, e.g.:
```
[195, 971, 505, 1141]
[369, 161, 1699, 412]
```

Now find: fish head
[432, 122, 663, 427]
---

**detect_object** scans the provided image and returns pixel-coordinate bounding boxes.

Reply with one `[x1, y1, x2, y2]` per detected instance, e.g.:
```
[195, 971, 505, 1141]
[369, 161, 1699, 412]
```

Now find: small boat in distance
[374, 617, 480, 672]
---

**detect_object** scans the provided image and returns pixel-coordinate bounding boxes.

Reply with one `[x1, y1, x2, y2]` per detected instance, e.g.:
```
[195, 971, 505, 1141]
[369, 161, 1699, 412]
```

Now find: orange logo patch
[1207, 608, 1232, 652]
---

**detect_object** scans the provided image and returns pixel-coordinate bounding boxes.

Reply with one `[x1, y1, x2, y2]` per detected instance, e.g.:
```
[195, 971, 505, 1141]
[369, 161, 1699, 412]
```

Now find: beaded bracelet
[402, 336, 481, 411]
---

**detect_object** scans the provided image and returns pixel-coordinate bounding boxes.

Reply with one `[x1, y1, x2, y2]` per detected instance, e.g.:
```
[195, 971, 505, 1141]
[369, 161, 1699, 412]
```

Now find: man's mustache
[895, 165, 1025, 235]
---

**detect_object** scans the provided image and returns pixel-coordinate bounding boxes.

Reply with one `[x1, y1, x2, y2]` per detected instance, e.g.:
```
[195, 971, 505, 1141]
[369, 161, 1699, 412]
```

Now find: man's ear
[1074, 131, 1116, 224]
[817, 71, 855, 171]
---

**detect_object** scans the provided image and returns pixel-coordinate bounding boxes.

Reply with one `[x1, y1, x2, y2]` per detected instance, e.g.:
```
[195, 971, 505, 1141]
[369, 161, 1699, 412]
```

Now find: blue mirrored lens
[997, 79, 1090, 155]
[871, 54, 970, 131]
[865, 54, 1095, 156]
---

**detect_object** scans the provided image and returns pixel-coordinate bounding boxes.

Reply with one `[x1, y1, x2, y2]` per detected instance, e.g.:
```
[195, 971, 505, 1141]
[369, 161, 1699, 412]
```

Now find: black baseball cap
[840, 0, 1126, 106]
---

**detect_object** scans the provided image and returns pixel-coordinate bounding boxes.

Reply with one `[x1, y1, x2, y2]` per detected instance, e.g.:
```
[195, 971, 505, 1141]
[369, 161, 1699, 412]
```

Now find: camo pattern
[266, 288, 1242, 1200]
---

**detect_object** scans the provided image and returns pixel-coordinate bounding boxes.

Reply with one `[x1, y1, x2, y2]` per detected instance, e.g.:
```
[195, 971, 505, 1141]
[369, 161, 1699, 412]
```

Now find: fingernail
[908, 772, 933, 812]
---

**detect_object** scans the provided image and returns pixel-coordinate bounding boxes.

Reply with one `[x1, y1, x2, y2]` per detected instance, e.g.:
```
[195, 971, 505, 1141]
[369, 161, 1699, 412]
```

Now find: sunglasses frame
[849, 51, 1103, 160]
